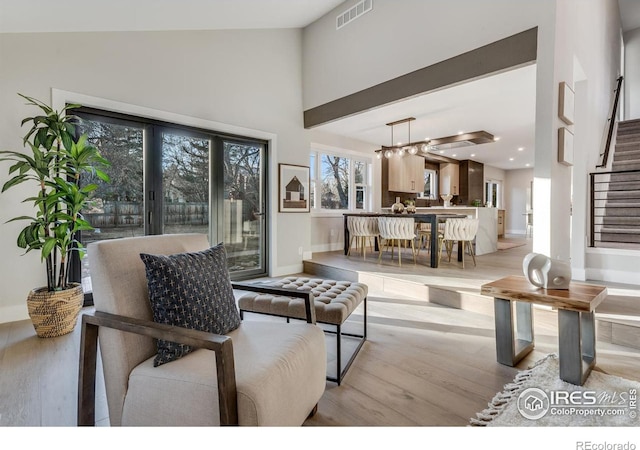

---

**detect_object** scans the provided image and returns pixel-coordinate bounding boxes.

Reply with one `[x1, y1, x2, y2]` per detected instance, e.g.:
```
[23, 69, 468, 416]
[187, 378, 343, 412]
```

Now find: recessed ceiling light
[457, 131, 464, 135]
[397, 142, 402, 146]
[518, 147, 524, 151]
[470, 153, 476, 157]
[509, 158, 514, 161]
[494, 137, 501, 141]
[425, 137, 430, 141]
[439, 150, 445, 154]
[452, 154, 457, 157]
[525, 163, 530, 167]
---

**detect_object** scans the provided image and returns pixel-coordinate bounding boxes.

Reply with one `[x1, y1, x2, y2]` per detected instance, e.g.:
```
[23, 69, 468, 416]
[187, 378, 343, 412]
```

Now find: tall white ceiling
[618, 0, 640, 32]
[0, 0, 345, 33]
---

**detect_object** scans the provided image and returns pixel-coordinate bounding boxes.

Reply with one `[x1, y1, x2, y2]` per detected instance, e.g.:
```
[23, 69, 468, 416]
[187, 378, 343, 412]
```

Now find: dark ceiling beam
[303, 27, 538, 129]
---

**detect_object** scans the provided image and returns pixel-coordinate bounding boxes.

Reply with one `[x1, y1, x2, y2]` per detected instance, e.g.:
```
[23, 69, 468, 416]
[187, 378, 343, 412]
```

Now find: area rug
[470, 354, 640, 426]
[497, 241, 526, 250]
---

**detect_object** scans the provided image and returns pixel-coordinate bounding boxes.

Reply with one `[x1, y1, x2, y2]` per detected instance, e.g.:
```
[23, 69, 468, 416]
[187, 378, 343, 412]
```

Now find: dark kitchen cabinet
[458, 160, 484, 206]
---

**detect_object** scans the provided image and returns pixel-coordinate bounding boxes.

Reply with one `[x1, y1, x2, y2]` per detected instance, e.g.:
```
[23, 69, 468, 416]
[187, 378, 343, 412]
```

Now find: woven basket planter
[26, 283, 84, 338]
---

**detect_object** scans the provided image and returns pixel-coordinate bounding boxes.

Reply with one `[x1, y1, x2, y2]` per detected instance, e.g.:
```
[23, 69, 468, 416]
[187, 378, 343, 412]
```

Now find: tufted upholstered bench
[237, 276, 368, 385]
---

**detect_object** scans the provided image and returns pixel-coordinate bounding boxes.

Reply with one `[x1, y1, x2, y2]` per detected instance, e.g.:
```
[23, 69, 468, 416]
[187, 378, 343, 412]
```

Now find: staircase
[597, 118, 640, 248]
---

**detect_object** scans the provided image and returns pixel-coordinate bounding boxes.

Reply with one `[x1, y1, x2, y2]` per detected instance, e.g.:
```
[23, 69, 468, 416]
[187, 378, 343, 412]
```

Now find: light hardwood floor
[1, 236, 639, 427]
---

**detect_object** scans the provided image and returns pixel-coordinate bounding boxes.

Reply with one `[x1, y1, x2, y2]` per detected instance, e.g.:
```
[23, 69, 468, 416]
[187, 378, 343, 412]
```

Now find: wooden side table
[481, 275, 607, 386]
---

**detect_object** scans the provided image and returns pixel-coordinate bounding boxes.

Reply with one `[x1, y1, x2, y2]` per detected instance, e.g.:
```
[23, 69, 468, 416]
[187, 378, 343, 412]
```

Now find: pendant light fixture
[383, 122, 395, 158]
[407, 119, 418, 155]
[375, 117, 423, 159]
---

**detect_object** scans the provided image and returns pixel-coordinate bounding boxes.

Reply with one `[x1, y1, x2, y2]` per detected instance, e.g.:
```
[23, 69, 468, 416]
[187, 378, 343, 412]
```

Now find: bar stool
[347, 216, 379, 259]
[377, 216, 416, 266]
[439, 218, 479, 269]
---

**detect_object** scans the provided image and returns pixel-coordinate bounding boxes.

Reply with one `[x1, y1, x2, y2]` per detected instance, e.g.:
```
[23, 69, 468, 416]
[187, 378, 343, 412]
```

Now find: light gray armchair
[77, 234, 326, 426]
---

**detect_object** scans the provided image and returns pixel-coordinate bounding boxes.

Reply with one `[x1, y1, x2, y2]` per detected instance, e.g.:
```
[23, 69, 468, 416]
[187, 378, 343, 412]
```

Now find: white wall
[505, 169, 534, 234]
[624, 26, 640, 120]
[0, 29, 310, 322]
[302, 0, 554, 110]
[548, 0, 623, 277]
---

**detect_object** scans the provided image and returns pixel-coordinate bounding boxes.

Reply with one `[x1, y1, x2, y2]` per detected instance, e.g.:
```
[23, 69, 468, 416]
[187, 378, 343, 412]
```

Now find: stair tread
[594, 241, 640, 250]
[600, 227, 640, 233]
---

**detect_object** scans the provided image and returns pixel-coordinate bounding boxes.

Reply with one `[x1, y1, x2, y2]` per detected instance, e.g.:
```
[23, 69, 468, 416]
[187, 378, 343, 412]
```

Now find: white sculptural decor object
[441, 194, 453, 208]
[522, 252, 572, 290]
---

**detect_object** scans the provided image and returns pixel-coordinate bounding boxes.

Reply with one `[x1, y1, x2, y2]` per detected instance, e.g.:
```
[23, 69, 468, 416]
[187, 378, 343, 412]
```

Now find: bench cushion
[238, 277, 367, 325]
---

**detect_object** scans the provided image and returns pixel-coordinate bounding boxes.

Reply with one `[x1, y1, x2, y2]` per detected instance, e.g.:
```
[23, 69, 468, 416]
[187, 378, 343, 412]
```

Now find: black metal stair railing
[596, 76, 623, 169]
[589, 169, 640, 247]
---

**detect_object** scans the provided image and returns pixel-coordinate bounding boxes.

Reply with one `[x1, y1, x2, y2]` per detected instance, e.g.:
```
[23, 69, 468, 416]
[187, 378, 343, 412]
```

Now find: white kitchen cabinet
[388, 154, 424, 193]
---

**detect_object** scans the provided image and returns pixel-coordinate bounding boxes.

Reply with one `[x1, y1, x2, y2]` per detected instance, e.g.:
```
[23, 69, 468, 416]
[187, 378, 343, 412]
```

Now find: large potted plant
[0, 94, 110, 338]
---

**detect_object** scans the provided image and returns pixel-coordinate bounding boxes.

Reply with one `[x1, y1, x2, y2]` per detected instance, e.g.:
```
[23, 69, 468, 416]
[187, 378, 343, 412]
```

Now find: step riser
[600, 227, 640, 234]
[614, 143, 640, 152]
[601, 191, 640, 199]
[619, 118, 640, 126]
[607, 175, 640, 183]
[600, 234, 640, 243]
[616, 127, 640, 136]
[597, 320, 640, 350]
[618, 120, 640, 131]
[601, 217, 640, 225]
[602, 184, 640, 192]
[614, 151, 640, 161]
[612, 163, 640, 171]
[615, 135, 640, 144]
[601, 207, 640, 216]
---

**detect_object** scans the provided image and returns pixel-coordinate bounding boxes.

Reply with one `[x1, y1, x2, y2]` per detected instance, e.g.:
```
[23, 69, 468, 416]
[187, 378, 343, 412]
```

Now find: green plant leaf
[2, 174, 28, 192]
[80, 183, 98, 193]
[61, 132, 73, 152]
[5, 215, 37, 223]
[41, 237, 58, 259]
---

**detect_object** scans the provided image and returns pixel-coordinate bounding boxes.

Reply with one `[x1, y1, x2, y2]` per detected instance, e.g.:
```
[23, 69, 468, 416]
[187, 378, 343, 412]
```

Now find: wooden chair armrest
[232, 282, 317, 324]
[78, 311, 237, 427]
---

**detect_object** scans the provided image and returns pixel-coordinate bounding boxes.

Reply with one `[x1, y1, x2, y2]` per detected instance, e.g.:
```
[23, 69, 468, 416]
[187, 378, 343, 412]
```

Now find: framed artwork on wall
[558, 127, 574, 166]
[559, 82, 575, 125]
[278, 164, 310, 213]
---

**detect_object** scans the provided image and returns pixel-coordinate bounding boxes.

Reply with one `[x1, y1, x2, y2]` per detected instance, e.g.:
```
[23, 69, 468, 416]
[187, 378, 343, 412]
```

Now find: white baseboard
[0, 304, 28, 325]
[311, 243, 343, 254]
[506, 229, 526, 235]
[271, 263, 304, 277]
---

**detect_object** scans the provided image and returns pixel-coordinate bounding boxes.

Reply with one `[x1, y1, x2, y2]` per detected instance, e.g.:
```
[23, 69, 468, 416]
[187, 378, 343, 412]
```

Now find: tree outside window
[310, 149, 371, 212]
[321, 155, 349, 210]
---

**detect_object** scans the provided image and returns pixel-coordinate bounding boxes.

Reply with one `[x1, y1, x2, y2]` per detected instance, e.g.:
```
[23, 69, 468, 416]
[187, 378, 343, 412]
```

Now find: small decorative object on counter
[472, 199, 482, 207]
[522, 252, 571, 290]
[404, 199, 416, 214]
[441, 194, 453, 208]
[391, 196, 405, 214]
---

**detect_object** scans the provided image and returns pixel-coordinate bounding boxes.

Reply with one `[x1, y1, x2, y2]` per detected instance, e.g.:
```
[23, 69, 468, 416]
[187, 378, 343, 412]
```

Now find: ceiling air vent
[336, 0, 373, 30]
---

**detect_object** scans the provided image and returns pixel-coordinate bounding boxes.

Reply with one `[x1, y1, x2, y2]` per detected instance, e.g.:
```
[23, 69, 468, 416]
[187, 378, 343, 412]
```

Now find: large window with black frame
[71, 108, 268, 302]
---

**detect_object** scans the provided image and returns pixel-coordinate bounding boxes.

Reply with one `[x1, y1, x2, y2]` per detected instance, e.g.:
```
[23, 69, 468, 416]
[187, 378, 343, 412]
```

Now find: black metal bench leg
[336, 324, 342, 386]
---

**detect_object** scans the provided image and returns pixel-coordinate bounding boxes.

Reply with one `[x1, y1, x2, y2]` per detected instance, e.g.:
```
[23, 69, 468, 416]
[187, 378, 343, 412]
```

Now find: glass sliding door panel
[161, 131, 210, 236]
[77, 117, 145, 293]
[223, 140, 266, 276]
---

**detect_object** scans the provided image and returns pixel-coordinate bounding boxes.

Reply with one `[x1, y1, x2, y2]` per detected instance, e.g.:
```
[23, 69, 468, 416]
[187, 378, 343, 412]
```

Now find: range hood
[428, 130, 495, 150]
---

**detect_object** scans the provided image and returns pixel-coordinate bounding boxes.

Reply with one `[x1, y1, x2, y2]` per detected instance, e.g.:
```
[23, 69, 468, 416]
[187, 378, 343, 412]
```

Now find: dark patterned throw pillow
[140, 244, 241, 366]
